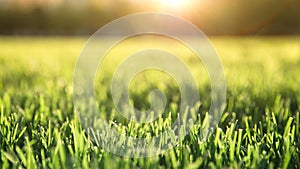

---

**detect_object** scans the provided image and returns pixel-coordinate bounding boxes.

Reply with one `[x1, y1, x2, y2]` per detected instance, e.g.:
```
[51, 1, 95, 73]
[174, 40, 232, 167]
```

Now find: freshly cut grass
[0, 36, 299, 168]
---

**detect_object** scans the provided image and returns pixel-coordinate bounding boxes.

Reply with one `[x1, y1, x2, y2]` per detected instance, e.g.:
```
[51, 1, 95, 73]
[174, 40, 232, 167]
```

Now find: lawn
[0, 36, 299, 168]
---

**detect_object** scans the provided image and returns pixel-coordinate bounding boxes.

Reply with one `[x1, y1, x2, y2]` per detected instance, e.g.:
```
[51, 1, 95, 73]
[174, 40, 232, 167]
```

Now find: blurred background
[0, 0, 299, 36]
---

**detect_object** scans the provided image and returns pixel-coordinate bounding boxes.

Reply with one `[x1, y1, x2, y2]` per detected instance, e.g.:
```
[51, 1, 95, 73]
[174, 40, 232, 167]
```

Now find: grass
[0, 36, 299, 168]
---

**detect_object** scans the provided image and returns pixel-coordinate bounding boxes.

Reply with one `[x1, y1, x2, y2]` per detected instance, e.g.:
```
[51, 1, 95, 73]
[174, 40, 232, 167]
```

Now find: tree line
[0, 0, 299, 35]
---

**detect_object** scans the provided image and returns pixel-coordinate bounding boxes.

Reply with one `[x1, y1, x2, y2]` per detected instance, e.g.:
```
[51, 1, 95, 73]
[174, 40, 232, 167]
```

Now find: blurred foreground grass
[0, 36, 299, 168]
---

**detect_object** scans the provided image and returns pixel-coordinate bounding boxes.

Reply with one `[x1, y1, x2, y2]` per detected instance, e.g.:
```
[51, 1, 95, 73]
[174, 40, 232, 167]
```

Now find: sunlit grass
[0, 36, 299, 168]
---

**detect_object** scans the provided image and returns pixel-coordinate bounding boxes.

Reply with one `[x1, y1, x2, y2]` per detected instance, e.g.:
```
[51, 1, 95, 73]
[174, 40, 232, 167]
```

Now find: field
[0, 36, 299, 168]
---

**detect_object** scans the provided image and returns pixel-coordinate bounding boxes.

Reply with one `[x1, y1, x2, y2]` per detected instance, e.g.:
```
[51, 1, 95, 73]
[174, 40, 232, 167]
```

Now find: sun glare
[158, 0, 191, 8]
[161, 0, 185, 7]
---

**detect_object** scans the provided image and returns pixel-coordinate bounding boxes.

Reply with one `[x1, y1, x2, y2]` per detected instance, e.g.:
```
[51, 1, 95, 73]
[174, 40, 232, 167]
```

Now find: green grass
[0, 36, 299, 168]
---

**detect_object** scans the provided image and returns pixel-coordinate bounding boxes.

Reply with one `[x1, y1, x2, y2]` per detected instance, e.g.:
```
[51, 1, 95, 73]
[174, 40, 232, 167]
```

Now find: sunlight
[158, 0, 191, 8]
[160, 0, 186, 7]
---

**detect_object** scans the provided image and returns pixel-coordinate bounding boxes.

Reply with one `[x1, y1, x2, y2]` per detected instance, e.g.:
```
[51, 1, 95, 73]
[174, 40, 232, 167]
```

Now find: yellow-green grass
[0, 36, 299, 168]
